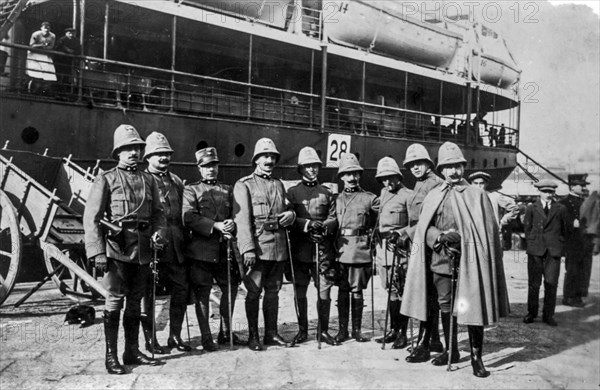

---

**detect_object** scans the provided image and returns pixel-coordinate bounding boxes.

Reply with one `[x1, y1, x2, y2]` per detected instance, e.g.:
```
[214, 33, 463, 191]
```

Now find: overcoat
[401, 179, 510, 325]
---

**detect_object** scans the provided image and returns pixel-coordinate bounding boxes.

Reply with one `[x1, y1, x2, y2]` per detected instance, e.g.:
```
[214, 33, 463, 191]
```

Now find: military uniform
[287, 146, 339, 345]
[233, 138, 295, 350]
[183, 148, 241, 349]
[84, 124, 166, 374]
[334, 153, 379, 343]
[401, 144, 444, 360]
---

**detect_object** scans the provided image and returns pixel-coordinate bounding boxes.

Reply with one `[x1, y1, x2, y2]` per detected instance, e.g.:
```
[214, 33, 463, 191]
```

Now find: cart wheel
[43, 246, 103, 302]
[0, 190, 22, 306]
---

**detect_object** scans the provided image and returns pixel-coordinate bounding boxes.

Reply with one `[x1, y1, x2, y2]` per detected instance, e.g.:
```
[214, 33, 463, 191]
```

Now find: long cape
[401, 179, 510, 326]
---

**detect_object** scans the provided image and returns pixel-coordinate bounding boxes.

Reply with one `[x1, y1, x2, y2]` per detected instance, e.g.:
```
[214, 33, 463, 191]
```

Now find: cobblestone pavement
[1, 249, 599, 389]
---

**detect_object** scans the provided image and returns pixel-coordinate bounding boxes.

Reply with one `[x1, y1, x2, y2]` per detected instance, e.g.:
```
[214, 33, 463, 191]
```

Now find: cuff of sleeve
[303, 220, 310, 233]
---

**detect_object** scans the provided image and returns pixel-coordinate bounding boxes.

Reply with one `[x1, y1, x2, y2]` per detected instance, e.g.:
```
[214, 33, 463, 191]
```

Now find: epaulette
[238, 175, 253, 183]
[186, 180, 202, 187]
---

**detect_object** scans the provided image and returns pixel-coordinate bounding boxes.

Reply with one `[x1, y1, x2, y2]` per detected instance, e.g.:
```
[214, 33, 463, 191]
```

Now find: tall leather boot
[246, 298, 263, 351]
[376, 300, 399, 344]
[292, 295, 309, 344]
[468, 325, 489, 378]
[432, 312, 460, 366]
[194, 290, 218, 352]
[263, 294, 289, 346]
[140, 314, 168, 355]
[167, 304, 192, 352]
[406, 321, 431, 363]
[351, 297, 370, 342]
[122, 314, 163, 366]
[217, 288, 246, 346]
[317, 299, 340, 346]
[392, 312, 409, 349]
[429, 309, 444, 353]
[334, 292, 350, 343]
[103, 311, 126, 375]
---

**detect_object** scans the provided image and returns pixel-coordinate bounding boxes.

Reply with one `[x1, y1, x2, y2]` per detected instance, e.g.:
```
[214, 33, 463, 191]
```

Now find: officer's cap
[568, 174, 589, 186]
[196, 147, 219, 166]
[534, 179, 558, 192]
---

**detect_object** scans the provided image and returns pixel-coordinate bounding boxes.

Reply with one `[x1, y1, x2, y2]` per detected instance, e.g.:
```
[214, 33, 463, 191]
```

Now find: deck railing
[0, 41, 519, 148]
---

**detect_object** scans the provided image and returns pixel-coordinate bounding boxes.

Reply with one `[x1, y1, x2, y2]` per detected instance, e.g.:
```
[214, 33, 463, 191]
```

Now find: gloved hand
[308, 220, 325, 234]
[386, 231, 411, 253]
[309, 231, 325, 243]
[243, 251, 256, 268]
[386, 231, 400, 252]
[438, 231, 461, 248]
[151, 232, 166, 251]
[93, 254, 108, 273]
[278, 211, 295, 227]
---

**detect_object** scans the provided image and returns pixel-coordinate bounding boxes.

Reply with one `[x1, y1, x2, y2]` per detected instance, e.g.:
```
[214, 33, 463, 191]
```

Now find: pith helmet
[437, 142, 467, 168]
[337, 153, 363, 177]
[297, 147, 322, 166]
[195, 147, 219, 166]
[376, 157, 403, 179]
[468, 171, 491, 183]
[252, 138, 280, 163]
[112, 124, 145, 159]
[403, 143, 433, 168]
[143, 131, 174, 159]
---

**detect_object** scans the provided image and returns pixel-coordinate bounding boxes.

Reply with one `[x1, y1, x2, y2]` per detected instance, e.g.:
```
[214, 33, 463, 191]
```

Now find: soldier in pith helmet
[233, 138, 296, 351]
[373, 157, 413, 349]
[334, 153, 379, 343]
[183, 147, 245, 351]
[402, 142, 509, 378]
[402, 143, 445, 362]
[84, 124, 166, 374]
[287, 147, 339, 345]
[142, 132, 189, 354]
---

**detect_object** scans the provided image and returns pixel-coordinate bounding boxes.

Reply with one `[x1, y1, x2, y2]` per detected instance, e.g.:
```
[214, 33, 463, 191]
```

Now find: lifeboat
[185, 0, 294, 28]
[472, 24, 521, 88]
[320, 0, 462, 68]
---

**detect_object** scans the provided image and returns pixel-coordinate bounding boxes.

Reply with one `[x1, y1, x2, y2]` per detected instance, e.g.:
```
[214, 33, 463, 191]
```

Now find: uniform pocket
[110, 193, 127, 219]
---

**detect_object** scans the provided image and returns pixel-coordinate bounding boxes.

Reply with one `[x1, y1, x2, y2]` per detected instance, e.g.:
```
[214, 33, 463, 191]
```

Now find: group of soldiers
[84, 124, 511, 379]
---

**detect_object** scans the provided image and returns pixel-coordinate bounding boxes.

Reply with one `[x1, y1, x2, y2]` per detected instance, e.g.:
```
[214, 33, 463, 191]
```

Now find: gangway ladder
[0, 0, 29, 39]
[515, 147, 568, 185]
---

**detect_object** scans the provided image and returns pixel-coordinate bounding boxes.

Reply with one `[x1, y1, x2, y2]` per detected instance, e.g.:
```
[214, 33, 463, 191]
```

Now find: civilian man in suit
[523, 180, 569, 326]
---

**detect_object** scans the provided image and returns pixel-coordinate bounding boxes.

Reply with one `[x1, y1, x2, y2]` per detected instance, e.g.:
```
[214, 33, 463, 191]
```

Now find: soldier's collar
[416, 171, 432, 181]
[302, 179, 318, 187]
[344, 187, 360, 193]
[147, 166, 169, 176]
[202, 179, 217, 185]
[254, 168, 272, 180]
[117, 162, 137, 171]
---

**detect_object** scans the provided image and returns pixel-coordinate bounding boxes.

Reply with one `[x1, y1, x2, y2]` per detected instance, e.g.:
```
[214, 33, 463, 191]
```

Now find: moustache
[348, 180, 358, 185]
[264, 163, 274, 167]
[159, 158, 170, 163]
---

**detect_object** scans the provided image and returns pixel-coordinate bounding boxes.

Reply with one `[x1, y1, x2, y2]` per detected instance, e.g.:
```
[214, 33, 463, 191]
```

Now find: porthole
[234, 143, 245, 157]
[21, 126, 39, 144]
[196, 141, 208, 151]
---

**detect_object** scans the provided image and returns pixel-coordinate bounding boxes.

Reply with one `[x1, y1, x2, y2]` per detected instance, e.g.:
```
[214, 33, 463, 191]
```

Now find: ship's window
[503, 158, 507, 166]
[21, 127, 39, 144]
[471, 158, 476, 168]
[494, 158, 498, 167]
[483, 159, 488, 168]
[234, 144, 245, 158]
[196, 141, 208, 151]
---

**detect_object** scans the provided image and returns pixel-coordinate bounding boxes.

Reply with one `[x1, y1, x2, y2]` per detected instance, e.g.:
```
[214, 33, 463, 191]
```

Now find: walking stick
[226, 235, 234, 351]
[285, 229, 301, 347]
[315, 242, 322, 350]
[447, 248, 459, 372]
[382, 247, 397, 350]
[185, 309, 191, 345]
[371, 258, 375, 336]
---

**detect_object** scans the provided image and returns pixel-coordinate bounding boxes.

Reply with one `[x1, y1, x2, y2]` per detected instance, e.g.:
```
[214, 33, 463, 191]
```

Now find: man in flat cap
[523, 179, 569, 326]
[55, 27, 81, 97]
[183, 147, 244, 351]
[469, 171, 519, 249]
[143, 132, 188, 354]
[559, 175, 592, 307]
[402, 142, 509, 378]
[84, 124, 166, 374]
[233, 138, 295, 351]
[334, 153, 379, 343]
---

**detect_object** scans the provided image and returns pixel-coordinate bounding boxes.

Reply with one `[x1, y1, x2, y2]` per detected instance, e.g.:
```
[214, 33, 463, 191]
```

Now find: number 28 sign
[326, 134, 351, 167]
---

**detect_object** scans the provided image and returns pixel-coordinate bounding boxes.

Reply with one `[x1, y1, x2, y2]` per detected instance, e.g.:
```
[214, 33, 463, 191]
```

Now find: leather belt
[339, 228, 367, 236]
[119, 220, 150, 231]
[379, 231, 394, 239]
